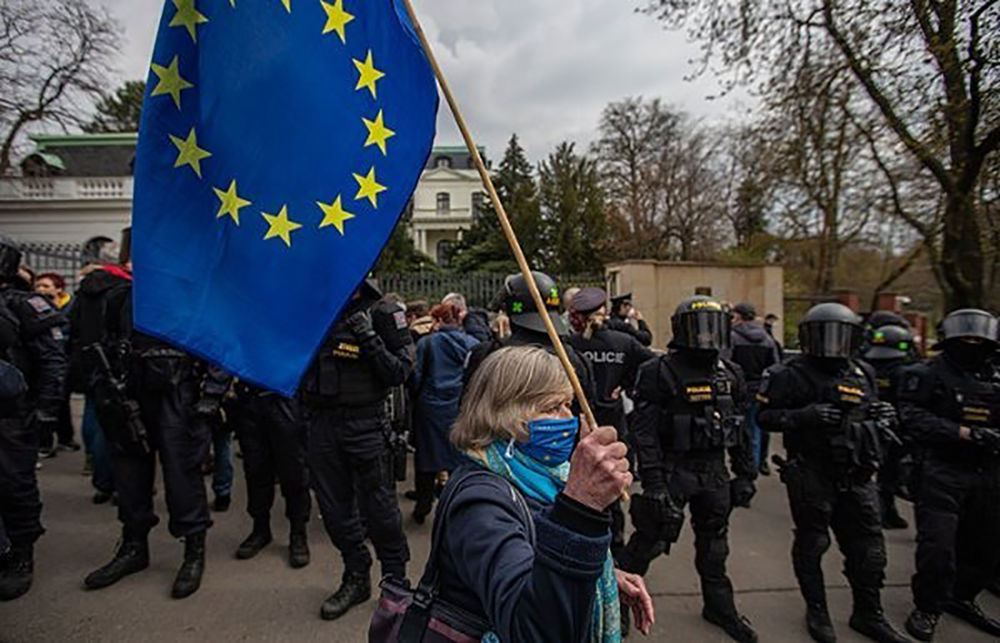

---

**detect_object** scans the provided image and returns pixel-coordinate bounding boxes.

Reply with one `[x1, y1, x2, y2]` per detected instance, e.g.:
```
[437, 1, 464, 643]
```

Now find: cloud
[104, 0, 747, 163]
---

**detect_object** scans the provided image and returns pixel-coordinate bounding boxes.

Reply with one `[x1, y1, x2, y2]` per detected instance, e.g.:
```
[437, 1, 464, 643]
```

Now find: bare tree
[0, 0, 120, 175]
[643, 0, 1000, 308]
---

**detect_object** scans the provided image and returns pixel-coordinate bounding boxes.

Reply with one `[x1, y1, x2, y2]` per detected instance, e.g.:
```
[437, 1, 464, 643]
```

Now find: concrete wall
[606, 261, 785, 347]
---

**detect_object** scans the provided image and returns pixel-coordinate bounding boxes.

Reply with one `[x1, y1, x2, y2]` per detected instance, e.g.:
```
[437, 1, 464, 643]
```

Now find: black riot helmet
[864, 325, 914, 361]
[0, 238, 23, 282]
[935, 309, 999, 349]
[501, 271, 567, 335]
[670, 295, 730, 351]
[798, 302, 863, 359]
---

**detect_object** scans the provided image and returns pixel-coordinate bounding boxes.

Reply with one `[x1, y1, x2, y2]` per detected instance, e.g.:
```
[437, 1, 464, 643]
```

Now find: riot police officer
[757, 303, 907, 643]
[862, 324, 917, 529]
[464, 271, 596, 406]
[302, 280, 413, 621]
[230, 381, 311, 568]
[566, 287, 655, 560]
[618, 296, 757, 642]
[899, 309, 1000, 641]
[84, 271, 217, 599]
[0, 239, 68, 601]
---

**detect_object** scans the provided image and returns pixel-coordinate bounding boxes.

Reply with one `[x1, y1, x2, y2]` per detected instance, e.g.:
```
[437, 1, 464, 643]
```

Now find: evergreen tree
[83, 80, 146, 133]
[452, 134, 542, 272]
[538, 142, 607, 274]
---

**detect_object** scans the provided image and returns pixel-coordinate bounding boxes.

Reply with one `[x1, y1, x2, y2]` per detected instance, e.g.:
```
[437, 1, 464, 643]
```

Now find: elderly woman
[433, 345, 655, 641]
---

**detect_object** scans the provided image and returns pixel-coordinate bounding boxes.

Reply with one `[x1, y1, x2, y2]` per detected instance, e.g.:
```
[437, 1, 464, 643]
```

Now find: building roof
[22, 132, 485, 177]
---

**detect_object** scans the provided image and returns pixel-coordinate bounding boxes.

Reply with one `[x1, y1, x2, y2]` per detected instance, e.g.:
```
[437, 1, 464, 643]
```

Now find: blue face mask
[512, 416, 580, 465]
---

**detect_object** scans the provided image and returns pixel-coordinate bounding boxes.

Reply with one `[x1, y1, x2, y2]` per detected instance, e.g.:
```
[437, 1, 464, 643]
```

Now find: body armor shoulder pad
[371, 300, 413, 352]
[5, 291, 62, 338]
[634, 355, 672, 402]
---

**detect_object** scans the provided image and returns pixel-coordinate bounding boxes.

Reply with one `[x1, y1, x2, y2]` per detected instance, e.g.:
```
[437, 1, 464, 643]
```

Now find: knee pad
[794, 529, 832, 560]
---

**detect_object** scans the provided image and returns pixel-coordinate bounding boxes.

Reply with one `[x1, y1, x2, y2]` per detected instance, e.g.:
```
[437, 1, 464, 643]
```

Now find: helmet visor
[940, 311, 999, 344]
[676, 311, 730, 350]
[801, 321, 861, 358]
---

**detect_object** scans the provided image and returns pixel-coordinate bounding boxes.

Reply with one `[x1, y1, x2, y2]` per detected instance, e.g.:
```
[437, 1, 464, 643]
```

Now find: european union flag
[132, 0, 438, 395]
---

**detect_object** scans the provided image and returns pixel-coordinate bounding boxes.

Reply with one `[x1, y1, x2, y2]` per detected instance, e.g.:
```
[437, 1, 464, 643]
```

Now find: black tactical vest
[932, 359, 1000, 431]
[655, 354, 742, 454]
[787, 359, 882, 473]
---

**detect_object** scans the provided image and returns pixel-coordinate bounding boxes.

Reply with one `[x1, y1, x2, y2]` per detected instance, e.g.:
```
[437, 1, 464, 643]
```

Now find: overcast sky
[104, 0, 751, 163]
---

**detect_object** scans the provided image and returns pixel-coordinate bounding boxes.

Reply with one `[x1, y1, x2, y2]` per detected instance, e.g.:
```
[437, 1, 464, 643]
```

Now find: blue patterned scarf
[475, 441, 621, 643]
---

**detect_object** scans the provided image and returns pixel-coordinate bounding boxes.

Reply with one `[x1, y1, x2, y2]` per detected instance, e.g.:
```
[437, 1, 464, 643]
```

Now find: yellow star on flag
[353, 50, 385, 99]
[321, 0, 354, 44]
[213, 180, 251, 225]
[150, 56, 193, 109]
[317, 195, 356, 235]
[169, 0, 208, 44]
[353, 166, 387, 207]
[169, 128, 212, 178]
[262, 206, 302, 247]
[362, 110, 395, 156]
[278, 0, 291, 12]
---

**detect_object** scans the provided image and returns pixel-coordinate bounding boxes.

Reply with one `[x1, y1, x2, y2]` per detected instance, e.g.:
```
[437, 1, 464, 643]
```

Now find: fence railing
[20, 242, 85, 290]
[379, 271, 606, 308]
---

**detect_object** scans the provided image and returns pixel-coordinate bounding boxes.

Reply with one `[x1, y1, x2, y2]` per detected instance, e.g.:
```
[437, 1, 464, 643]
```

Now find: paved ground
[3, 426, 999, 642]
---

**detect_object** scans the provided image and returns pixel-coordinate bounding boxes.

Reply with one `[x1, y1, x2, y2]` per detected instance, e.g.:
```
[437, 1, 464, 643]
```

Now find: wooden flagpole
[398, 0, 603, 436]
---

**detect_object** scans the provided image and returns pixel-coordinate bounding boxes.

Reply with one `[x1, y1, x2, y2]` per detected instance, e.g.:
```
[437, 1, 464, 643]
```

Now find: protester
[432, 345, 654, 640]
[405, 299, 433, 343]
[727, 302, 781, 476]
[409, 302, 480, 523]
[442, 292, 492, 343]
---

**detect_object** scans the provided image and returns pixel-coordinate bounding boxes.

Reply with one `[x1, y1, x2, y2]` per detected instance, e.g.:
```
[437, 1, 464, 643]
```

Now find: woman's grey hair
[452, 346, 572, 451]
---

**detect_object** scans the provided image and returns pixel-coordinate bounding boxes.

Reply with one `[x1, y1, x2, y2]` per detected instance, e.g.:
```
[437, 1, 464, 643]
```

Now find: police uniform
[0, 285, 68, 601]
[620, 296, 757, 642]
[85, 283, 216, 599]
[230, 382, 311, 564]
[302, 283, 413, 620]
[757, 302, 907, 643]
[898, 309, 1000, 640]
[861, 325, 916, 529]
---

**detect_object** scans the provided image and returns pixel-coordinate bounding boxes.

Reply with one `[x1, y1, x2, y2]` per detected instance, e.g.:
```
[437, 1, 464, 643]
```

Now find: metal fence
[20, 242, 85, 290]
[379, 271, 606, 308]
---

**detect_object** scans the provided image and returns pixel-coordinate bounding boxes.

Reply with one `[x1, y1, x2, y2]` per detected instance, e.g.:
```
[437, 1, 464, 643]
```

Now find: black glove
[969, 426, 1000, 452]
[792, 403, 843, 429]
[730, 477, 756, 508]
[346, 310, 377, 343]
[870, 401, 897, 424]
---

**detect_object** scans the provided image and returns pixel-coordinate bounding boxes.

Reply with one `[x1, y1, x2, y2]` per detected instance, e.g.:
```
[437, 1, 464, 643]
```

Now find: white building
[0, 134, 487, 267]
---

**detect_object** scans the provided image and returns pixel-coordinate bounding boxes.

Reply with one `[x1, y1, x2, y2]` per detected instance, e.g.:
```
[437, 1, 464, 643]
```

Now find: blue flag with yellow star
[132, 0, 438, 395]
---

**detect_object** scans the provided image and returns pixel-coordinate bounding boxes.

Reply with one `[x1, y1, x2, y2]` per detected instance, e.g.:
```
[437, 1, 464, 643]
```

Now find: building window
[435, 156, 452, 169]
[437, 240, 455, 267]
[436, 192, 451, 214]
[472, 191, 487, 220]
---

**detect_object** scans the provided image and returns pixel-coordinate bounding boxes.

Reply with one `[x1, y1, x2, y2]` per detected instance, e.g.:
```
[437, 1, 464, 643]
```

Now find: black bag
[369, 467, 534, 642]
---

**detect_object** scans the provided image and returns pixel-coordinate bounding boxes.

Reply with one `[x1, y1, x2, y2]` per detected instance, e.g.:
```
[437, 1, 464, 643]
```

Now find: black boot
[849, 609, 909, 643]
[84, 537, 149, 590]
[212, 494, 231, 512]
[904, 609, 939, 642]
[0, 544, 34, 601]
[987, 578, 1000, 598]
[320, 569, 371, 620]
[288, 530, 310, 569]
[942, 599, 1000, 637]
[702, 607, 758, 643]
[806, 602, 836, 643]
[235, 524, 272, 560]
[171, 532, 206, 599]
[881, 501, 908, 530]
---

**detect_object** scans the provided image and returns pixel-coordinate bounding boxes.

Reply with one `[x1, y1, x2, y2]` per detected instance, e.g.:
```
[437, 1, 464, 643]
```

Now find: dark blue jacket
[411, 326, 480, 472]
[434, 462, 611, 642]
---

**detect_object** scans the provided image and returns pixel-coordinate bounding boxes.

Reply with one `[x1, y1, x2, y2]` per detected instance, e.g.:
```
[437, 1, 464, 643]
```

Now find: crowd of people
[1, 230, 999, 643]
